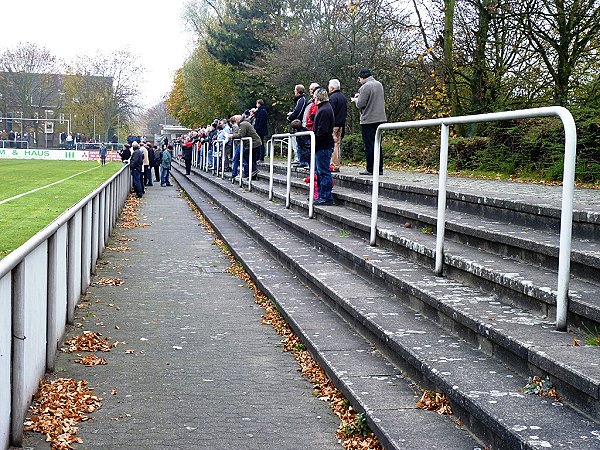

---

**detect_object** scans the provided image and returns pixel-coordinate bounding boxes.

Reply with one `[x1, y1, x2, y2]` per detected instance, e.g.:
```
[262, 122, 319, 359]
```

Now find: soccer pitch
[0, 160, 122, 259]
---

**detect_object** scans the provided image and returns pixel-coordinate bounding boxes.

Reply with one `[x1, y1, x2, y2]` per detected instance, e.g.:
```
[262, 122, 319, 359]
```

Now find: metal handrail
[369, 106, 577, 331]
[0, 140, 30, 149]
[0, 165, 130, 278]
[233, 137, 253, 190]
[267, 131, 316, 218]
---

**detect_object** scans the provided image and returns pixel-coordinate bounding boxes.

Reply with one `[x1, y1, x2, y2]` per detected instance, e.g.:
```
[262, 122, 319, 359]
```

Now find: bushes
[339, 108, 600, 184]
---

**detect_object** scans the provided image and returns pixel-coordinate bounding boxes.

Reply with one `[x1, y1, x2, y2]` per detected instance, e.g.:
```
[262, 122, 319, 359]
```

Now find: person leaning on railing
[228, 114, 262, 181]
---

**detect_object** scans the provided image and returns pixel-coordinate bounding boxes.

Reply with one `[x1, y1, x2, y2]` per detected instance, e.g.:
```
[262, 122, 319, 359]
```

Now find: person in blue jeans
[312, 88, 335, 205]
[161, 145, 173, 186]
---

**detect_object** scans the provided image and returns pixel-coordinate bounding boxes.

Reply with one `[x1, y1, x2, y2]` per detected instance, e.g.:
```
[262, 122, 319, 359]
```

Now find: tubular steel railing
[233, 137, 254, 190]
[0, 165, 131, 447]
[369, 106, 577, 331]
[267, 131, 316, 218]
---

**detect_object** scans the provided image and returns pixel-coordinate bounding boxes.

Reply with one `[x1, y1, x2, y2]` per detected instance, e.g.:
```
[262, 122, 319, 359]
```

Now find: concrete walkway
[21, 182, 340, 449]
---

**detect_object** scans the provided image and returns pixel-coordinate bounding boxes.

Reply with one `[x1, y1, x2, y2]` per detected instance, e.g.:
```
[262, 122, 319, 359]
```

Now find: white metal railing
[233, 137, 254, 190]
[369, 106, 576, 331]
[267, 131, 316, 218]
[0, 165, 131, 448]
[0, 140, 29, 149]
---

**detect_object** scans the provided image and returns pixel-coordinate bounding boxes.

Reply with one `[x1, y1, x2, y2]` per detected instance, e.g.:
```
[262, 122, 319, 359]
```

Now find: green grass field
[0, 160, 121, 259]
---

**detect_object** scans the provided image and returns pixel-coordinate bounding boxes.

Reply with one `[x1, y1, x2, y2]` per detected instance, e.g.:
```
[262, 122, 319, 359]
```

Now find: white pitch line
[0, 166, 102, 206]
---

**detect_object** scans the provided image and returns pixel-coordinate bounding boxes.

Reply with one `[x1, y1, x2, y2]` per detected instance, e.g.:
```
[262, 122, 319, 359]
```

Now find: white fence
[0, 165, 131, 449]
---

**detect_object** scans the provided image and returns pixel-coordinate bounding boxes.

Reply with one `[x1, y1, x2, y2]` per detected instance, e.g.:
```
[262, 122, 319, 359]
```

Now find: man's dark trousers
[361, 123, 384, 173]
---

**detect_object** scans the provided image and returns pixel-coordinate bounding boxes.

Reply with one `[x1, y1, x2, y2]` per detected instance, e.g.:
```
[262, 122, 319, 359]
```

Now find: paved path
[21, 182, 340, 450]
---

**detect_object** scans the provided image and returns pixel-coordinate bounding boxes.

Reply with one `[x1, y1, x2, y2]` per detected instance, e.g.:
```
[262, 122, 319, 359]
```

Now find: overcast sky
[2, 0, 193, 109]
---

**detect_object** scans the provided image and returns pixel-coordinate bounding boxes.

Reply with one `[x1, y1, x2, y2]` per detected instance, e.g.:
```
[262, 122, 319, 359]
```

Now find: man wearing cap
[352, 69, 387, 175]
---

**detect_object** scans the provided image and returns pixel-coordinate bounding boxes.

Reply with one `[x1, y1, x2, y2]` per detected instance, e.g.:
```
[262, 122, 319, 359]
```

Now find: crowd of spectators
[168, 68, 386, 205]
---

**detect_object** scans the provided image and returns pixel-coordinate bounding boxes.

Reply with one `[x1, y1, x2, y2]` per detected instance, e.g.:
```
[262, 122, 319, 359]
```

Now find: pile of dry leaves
[416, 390, 453, 415]
[117, 194, 150, 229]
[94, 277, 124, 286]
[24, 378, 102, 450]
[64, 331, 114, 353]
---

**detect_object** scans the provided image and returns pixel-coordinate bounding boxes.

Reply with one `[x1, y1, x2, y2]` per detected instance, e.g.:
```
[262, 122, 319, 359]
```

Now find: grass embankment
[0, 160, 121, 259]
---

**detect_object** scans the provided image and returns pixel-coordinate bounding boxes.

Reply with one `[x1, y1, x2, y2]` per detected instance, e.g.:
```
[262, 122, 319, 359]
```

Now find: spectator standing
[303, 83, 320, 131]
[228, 114, 262, 181]
[287, 84, 308, 164]
[66, 133, 74, 149]
[182, 137, 194, 175]
[152, 145, 161, 181]
[352, 68, 387, 175]
[254, 99, 268, 162]
[142, 143, 152, 188]
[328, 78, 347, 173]
[161, 145, 173, 186]
[99, 142, 108, 166]
[129, 141, 144, 198]
[111, 133, 119, 151]
[287, 85, 308, 123]
[147, 144, 156, 180]
[119, 143, 131, 164]
[312, 88, 335, 205]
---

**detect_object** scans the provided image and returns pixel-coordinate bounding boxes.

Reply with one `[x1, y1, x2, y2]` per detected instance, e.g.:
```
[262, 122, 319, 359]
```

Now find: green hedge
[340, 107, 600, 183]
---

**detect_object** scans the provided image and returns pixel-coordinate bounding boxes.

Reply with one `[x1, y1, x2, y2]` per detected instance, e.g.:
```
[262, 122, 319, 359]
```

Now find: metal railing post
[308, 133, 316, 218]
[555, 109, 577, 331]
[286, 136, 293, 208]
[221, 141, 226, 179]
[238, 139, 244, 188]
[248, 139, 254, 192]
[434, 123, 450, 275]
[369, 127, 384, 245]
[268, 139, 274, 201]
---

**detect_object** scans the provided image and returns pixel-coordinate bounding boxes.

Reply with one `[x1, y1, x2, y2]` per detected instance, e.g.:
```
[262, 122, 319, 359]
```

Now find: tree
[64, 50, 141, 141]
[516, 0, 600, 106]
[0, 42, 64, 130]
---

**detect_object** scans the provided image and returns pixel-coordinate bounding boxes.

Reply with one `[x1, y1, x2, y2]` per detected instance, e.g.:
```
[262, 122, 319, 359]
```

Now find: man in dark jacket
[287, 84, 308, 164]
[129, 141, 144, 198]
[182, 137, 194, 175]
[119, 143, 131, 164]
[253, 99, 268, 162]
[328, 78, 347, 173]
[287, 85, 308, 123]
[313, 88, 335, 205]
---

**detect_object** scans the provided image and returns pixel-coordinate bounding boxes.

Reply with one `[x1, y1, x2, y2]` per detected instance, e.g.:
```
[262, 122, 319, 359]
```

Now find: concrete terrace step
[187, 166, 600, 420]
[175, 165, 600, 449]
[261, 163, 600, 239]
[173, 171, 482, 450]
[262, 166, 600, 280]
[246, 170, 600, 329]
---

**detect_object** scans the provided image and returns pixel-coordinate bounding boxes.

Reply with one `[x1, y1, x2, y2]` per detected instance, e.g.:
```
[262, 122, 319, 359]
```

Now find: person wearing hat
[352, 68, 387, 175]
[129, 141, 144, 198]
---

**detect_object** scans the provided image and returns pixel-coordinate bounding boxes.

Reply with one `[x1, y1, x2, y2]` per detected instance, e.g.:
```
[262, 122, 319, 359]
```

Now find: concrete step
[173, 170, 482, 450]
[175, 165, 600, 449]
[263, 165, 600, 281]
[261, 162, 600, 240]
[257, 168, 600, 329]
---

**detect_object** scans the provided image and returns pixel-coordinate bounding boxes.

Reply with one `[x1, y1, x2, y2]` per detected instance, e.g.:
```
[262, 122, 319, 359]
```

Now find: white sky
[1, 0, 193, 109]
